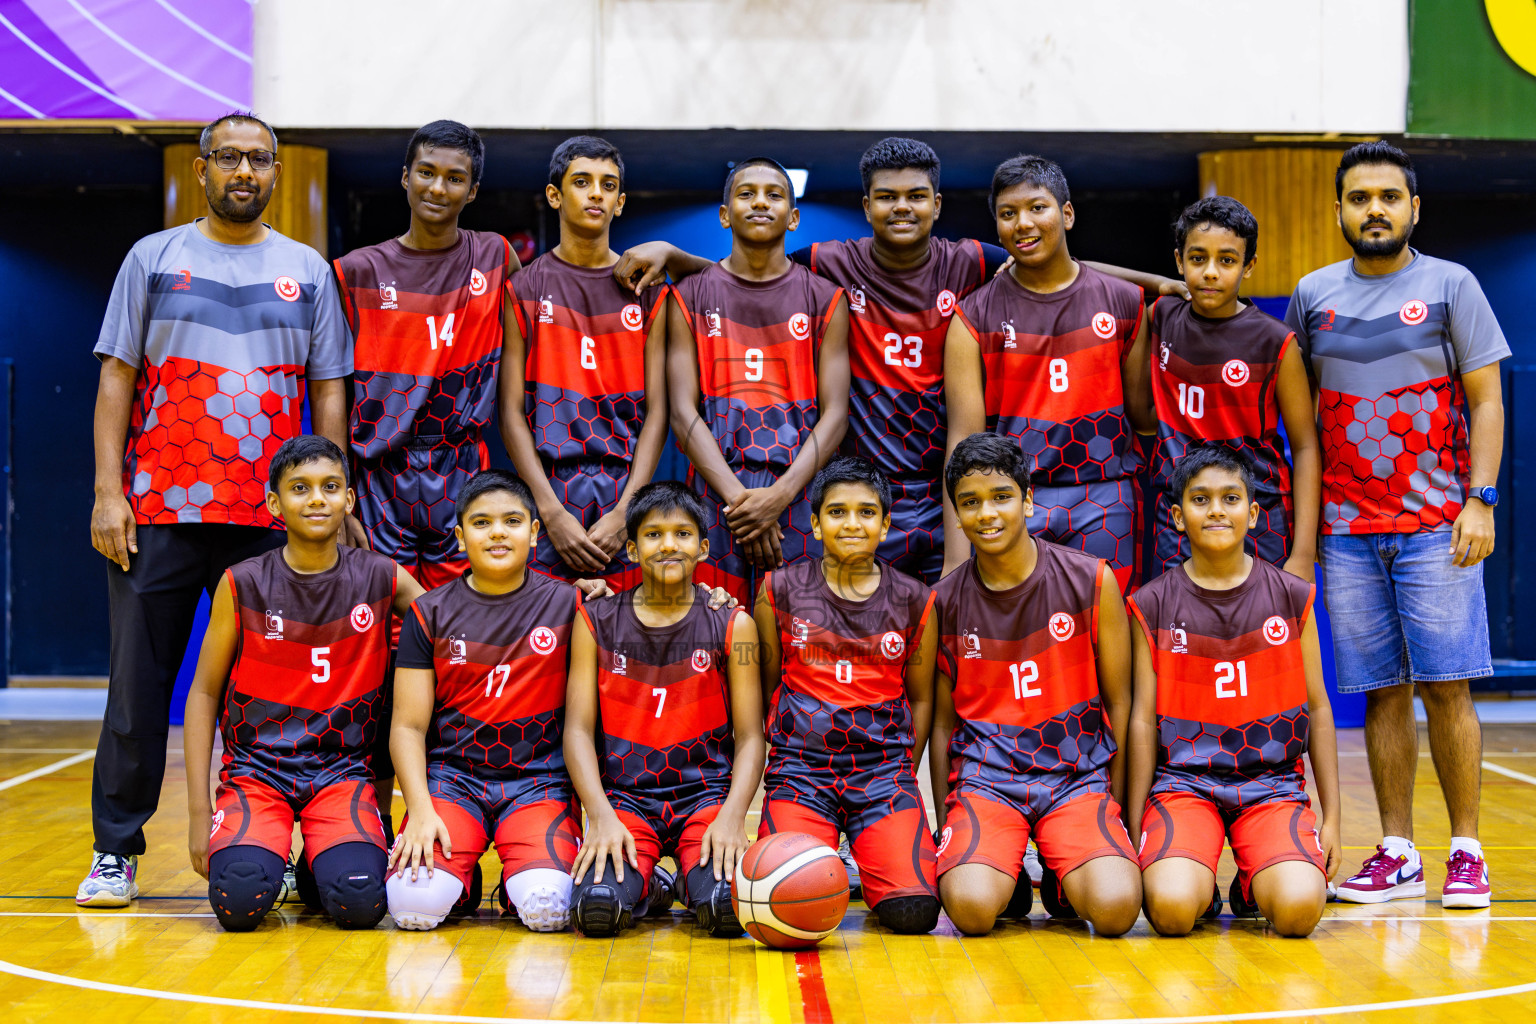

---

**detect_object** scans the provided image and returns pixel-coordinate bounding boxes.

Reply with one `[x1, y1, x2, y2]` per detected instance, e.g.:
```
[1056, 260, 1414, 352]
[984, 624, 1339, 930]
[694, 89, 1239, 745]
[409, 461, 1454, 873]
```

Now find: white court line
[0, 751, 94, 793]
[0, 912, 217, 919]
[0, 911, 1531, 924]
[1482, 760, 1536, 786]
[2, 956, 1535, 1024]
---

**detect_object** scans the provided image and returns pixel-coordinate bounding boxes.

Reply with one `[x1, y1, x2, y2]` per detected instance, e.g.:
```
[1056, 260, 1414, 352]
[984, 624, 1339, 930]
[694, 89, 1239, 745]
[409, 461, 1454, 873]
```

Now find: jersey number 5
[311, 647, 330, 684]
[1008, 660, 1041, 699]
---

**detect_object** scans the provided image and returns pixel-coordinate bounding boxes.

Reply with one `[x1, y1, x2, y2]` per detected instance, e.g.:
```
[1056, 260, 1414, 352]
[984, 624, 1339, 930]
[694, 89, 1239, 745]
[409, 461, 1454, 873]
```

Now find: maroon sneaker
[1334, 846, 1426, 904]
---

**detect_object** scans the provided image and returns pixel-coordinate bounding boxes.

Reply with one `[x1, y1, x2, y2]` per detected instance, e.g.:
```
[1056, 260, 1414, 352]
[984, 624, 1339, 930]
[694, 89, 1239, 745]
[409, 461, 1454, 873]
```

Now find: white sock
[1382, 835, 1418, 865]
[1449, 837, 1483, 860]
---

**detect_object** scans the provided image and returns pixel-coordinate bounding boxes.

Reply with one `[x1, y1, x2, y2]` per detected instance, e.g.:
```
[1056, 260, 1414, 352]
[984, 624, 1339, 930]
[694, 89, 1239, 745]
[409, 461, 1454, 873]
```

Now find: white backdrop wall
[253, 0, 1409, 133]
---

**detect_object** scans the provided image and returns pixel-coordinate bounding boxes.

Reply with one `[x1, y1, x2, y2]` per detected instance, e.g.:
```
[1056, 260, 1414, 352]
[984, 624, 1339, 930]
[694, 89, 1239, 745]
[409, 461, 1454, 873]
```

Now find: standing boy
[384, 470, 593, 931]
[943, 156, 1152, 588]
[669, 157, 850, 605]
[755, 456, 941, 933]
[1126, 446, 1340, 937]
[931, 433, 1141, 936]
[184, 436, 424, 931]
[1137, 197, 1320, 580]
[564, 481, 765, 937]
[501, 137, 671, 588]
[333, 120, 515, 587]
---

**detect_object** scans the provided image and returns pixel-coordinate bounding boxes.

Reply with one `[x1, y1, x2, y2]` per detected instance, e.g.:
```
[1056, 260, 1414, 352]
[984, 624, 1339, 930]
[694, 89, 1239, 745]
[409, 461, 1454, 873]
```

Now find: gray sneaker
[76, 852, 139, 907]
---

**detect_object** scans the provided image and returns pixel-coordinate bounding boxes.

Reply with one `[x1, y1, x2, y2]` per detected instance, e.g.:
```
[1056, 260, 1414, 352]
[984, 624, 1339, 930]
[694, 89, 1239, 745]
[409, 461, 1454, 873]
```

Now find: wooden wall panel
[163, 143, 329, 256]
[1197, 148, 1354, 298]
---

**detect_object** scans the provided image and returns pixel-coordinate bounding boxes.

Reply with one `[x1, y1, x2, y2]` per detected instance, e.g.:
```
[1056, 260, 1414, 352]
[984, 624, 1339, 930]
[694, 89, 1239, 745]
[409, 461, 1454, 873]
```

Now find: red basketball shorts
[936, 786, 1136, 880]
[397, 790, 582, 892]
[209, 776, 387, 862]
[1137, 792, 1326, 880]
[617, 800, 725, 900]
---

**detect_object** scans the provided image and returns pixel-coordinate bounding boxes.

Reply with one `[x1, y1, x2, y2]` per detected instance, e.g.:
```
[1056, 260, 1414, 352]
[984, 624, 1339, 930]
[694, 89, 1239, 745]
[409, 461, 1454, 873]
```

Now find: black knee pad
[684, 864, 742, 938]
[311, 842, 388, 930]
[208, 847, 285, 932]
[875, 894, 941, 934]
[572, 866, 644, 937]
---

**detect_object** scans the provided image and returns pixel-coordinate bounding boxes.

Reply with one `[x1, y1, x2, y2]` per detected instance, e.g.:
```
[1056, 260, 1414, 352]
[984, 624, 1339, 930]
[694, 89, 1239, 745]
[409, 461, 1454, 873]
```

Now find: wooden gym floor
[2, 718, 1535, 1024]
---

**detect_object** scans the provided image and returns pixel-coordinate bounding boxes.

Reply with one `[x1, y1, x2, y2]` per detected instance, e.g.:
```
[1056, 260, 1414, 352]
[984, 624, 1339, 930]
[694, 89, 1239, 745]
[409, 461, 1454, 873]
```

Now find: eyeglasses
[204, 147, 275, 171]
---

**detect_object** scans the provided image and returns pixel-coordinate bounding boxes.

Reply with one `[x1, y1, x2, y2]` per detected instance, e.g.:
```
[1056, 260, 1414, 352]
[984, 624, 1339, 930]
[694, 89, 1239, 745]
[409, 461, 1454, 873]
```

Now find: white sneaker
[1023, 843, 1043, 887]
[76, 852, 139, 907]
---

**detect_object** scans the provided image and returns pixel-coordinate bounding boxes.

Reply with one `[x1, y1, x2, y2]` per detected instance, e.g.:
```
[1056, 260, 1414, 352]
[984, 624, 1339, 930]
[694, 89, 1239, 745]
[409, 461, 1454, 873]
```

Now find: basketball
[732, 832, 850, 949]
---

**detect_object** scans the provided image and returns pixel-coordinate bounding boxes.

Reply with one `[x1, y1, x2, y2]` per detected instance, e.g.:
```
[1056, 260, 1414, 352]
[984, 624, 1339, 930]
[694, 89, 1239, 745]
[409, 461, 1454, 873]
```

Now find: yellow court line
[755, 946, 792, 1024]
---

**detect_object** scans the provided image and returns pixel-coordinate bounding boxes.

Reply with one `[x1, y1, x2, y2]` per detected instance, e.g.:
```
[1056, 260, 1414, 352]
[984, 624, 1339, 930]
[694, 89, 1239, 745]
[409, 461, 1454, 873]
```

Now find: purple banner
[0, 0, 251, 119]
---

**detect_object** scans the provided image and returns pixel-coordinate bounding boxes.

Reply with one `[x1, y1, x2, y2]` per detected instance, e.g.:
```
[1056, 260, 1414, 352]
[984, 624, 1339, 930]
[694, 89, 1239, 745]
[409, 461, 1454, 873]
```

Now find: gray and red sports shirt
[1284, 251, 1508, 535]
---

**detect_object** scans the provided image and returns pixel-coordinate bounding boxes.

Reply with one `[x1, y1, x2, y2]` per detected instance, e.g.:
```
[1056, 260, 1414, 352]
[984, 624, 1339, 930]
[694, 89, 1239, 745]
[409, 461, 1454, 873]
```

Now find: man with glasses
[81, 112, 352, 907]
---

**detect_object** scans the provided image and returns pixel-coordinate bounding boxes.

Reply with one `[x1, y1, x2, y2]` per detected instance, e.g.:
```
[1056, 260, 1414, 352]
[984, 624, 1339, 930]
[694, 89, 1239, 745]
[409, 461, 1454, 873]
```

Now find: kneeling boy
[384, 470, 589, 931]
[565, 481, 765, 936]
[931, 432, 1141, 936]
[755, 456, 942, 933]
[185, 436, 426, 931]
[1126, 445, 1340, 937]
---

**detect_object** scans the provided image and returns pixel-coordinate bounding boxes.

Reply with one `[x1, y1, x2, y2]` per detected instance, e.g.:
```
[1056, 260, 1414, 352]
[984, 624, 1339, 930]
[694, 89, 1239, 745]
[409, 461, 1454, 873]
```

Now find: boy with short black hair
[184, 435, 425, 932]
[931, 432, 1141, 936]
[500, 136, 671, 588]
[667, 157, 851, 605]
[564, 481, 765, 937]
[754, 455, 942, 933]
[1132, 196, 1321, 582]
[384, 469, 593, 931]
[1126, 445, 1340, 936]
[942, 156, 1153, 589]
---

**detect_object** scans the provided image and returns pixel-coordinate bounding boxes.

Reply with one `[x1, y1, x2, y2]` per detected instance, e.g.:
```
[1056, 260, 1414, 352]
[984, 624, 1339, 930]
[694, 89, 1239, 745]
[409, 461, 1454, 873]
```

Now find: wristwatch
[1471, 486, 1499, 508]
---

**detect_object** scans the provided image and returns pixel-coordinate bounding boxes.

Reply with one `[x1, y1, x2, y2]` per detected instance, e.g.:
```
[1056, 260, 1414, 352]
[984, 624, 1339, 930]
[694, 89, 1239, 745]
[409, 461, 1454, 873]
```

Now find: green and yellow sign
[1410, 0, 1536, 138]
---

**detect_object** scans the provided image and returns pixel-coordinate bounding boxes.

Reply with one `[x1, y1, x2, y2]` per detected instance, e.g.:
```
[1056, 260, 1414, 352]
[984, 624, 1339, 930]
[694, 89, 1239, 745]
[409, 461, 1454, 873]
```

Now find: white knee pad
[503, 867, 573, 932]
[385, 868, 463, 931]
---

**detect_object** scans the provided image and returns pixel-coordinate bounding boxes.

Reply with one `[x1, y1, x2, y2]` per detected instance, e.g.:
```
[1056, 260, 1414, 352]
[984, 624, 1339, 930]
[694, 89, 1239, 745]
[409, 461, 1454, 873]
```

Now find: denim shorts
[1319, 531, 1493, 693]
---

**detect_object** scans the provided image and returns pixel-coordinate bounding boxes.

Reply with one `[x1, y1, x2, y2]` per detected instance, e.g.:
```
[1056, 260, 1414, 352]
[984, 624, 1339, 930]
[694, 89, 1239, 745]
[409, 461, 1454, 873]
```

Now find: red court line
[794, 950, 834, 1023]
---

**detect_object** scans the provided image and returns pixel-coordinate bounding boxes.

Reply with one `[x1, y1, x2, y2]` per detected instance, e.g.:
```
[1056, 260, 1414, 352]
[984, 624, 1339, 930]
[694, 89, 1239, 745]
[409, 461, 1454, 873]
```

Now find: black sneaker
[1228, 876, 1260, 919]
[574, 882, 632, 937]
[1039, 866, 1077, 919]
[647, 865, 677, 916]
[1000, 874, 1034, 919]
[693, 878, 743, 938]
[449, 862, 483, 919]
[1203, 883, 1224, 920]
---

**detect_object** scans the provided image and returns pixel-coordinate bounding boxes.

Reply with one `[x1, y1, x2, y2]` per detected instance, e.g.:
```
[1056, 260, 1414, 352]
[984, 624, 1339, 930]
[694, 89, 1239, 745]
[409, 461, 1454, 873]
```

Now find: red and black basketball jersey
[221, 546, 397, 798]
[954, 263, 1144, 484]
[397, 570, 580, 781]
[509, 253, 667, 469]
[765, 559, 935, 770]
[672, 262, 844, 471]
[1149, 299, 1294, 526]
[807, 237, 987, 479]
[935, 541, 1112, 800]
[580, 590, 737, 814]
[1128, 559, 1315, 804]
[334, 231, 513, 457]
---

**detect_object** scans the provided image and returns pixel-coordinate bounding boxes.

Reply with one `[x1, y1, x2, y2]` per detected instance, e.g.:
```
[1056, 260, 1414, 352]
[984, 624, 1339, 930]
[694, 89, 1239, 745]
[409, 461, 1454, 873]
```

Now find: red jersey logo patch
[622, 303, 645, 331]
[1091, 311, 1116, 340]
[350, 603, 375, 632]
[788, 312, 811, 341]
[880, 631, 906, 661]
[172, 268, 192, 291]
[209, 809, 225, 838]
[1400, 299, 1428, 325]
[273, 276, 301, 302]
[1222, 359, 1251, 387]
[530, 626, 558, 655]
[691, 649, 712, 673]
[469, 269, 487, 296]
[1263, 615, 1290, 645]
[936, 289, 957, 316]
[1048, 612, 1075, 642]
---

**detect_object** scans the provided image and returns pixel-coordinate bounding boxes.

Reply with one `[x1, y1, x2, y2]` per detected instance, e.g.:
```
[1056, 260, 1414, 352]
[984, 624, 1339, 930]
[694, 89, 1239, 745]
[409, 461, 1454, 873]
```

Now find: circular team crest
[691, 649, 712, 673]
[1400, 298, 1428, 325]
[209, 809, 225, 838]
[936, 826, 953, 857]
[1263, 615, 1290, 645]
[880, 631, 906, 661]
[469, 268, 488, 296]
[622, 303, 645, 331]
[350, 603, 375, 632]
[1048, 611, 1075, 642]
[788, 312, 811, 340]
[1091, 311, 1116, 340]
[1222, 359, 1251, 387]
[273, 276, 301, 302]
[530, 626, 558, 655]
[936, 289, 957, 316]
